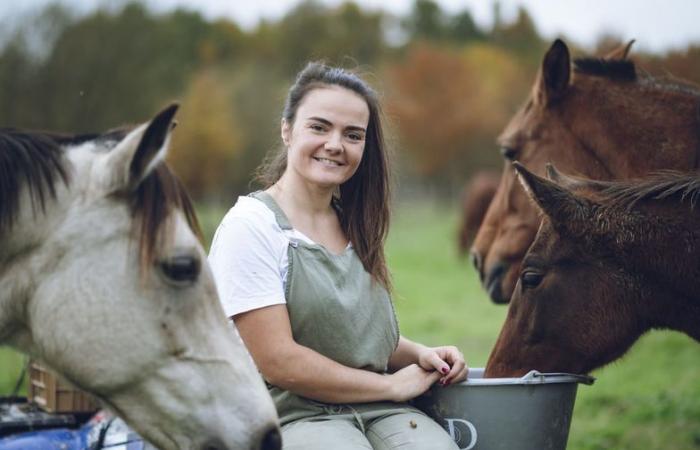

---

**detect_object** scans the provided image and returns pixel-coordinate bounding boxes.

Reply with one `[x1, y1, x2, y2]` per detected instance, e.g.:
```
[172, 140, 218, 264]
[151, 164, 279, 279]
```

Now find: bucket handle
[521, 370, 595, 385]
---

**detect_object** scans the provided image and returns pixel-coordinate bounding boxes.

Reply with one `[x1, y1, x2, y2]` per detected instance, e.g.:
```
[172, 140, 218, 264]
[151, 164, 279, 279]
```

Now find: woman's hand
[417, 345, 468, 386]
[386, 364, 443, 402]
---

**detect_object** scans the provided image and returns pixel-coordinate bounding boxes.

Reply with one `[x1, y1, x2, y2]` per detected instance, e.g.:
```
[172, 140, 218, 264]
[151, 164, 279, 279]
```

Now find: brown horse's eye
[160, 255, 201, 284]
[500, 147, 518, 160]
[520, 270, 543, 289]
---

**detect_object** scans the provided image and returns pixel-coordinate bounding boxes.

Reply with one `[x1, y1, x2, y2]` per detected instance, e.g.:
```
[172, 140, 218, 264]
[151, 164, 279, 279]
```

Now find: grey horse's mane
[0, 130, 72, 234]
[0, 128, 202, 267]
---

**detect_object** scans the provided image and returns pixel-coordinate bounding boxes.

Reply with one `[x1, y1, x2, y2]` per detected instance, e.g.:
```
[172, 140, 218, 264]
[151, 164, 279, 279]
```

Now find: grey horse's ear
[100, 103, 179, 193]
[513, 161, 593, 230]
[128, 104, 178, 185]
[534, 39, 571, 105]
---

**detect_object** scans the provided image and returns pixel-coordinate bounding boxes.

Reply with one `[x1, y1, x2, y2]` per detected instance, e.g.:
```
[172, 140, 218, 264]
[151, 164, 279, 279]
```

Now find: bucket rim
[454, 368, 595, 386]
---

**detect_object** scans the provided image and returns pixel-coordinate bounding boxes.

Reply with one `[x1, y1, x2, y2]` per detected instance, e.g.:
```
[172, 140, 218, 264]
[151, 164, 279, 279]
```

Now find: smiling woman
[208, 62, 467, 450]
[281, 86, 368, 193]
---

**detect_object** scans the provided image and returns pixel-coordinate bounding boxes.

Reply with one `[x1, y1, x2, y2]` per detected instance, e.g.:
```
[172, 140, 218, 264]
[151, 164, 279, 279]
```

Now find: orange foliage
[169, 68, 242, 198]
[387, 43, 526, 177]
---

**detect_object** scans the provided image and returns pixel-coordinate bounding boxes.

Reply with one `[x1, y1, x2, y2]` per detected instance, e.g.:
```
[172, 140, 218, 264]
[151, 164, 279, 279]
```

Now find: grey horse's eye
[160, 255, 201, 284]
[500, 147, 518, 160]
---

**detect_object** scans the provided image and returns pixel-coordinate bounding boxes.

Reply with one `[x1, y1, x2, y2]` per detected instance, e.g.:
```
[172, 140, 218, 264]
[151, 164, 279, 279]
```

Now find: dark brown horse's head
[472, 39, 700, 304]
[485, 163, 700, 377]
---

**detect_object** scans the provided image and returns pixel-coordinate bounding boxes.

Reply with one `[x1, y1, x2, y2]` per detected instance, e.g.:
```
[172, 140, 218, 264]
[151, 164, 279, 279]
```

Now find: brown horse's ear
[604, 39, 635, 60]
[545, 163, 568, 184]
[514, 161, 592, 231]
[534, 39, 571, 106]
[545, 163, 611, 192]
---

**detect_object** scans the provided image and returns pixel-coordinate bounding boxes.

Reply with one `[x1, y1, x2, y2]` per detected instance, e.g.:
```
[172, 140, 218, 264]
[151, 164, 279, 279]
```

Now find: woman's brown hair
[256, 62, 392, 290]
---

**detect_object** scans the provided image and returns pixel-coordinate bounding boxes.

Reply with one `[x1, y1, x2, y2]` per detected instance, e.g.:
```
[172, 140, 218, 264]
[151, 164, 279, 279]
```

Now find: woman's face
[282, 86, 370, 190]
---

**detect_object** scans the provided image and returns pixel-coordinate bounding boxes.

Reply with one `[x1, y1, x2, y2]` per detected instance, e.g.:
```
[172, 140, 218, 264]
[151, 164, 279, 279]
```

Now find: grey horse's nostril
[261, 426, 282, 450]
[201, 439, 225, 450]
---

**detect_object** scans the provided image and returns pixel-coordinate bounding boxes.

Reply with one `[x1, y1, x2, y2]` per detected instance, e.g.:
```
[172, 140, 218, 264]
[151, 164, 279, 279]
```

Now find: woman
[209, 62, 467, 449]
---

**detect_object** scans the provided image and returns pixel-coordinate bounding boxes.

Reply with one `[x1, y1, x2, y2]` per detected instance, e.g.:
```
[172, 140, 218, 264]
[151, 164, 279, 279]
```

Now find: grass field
[2, 201, 699, 449]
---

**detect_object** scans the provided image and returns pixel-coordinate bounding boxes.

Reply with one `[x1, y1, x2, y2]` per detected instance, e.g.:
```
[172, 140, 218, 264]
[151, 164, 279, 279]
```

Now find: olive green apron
[250, 191, 399, 425]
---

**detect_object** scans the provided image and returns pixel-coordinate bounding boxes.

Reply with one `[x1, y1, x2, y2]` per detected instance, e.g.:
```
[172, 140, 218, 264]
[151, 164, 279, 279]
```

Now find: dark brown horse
[485, 163, 700, 377]
[472, 39, 700, 303]
[457, 171, 500, 257]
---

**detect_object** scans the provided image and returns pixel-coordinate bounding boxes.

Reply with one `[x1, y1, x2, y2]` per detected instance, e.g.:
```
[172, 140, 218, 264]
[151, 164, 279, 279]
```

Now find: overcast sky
[2, 0, 699, 53]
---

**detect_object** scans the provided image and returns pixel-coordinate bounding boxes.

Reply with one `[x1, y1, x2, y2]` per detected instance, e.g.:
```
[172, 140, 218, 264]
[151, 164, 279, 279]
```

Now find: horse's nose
[260, 425, 282, 450]
[470, 249, 483, 279]
[198, 427, 281, 450]
[484, 260, 510, 304]
[200, 439, 225, 450]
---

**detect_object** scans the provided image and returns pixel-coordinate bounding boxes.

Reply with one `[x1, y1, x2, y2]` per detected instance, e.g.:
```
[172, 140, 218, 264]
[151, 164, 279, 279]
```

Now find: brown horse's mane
[574, 58, 637, 81]
[0, 128, 202, 267]
[575, 57, 700, 97]
[600, 171, 700, 211]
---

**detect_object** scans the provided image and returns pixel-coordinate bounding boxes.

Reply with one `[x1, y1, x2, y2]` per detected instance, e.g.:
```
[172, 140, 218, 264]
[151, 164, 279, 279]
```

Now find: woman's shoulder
[210, 194, 289, 257]
[221, 194, 277, 228]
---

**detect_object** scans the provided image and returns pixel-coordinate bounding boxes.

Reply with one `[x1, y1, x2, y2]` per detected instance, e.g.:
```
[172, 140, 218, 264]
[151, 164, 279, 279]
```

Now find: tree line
[1, 0, 699, 201]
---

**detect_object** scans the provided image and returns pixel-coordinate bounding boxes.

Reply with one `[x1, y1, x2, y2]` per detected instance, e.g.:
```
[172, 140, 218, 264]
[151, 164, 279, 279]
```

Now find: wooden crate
[28, 361, 99, 413]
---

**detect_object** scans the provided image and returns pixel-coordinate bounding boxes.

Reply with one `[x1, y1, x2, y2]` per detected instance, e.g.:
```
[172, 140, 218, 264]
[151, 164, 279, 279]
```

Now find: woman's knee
[366, 412, 458, 450]
[282, 418, 373, 450]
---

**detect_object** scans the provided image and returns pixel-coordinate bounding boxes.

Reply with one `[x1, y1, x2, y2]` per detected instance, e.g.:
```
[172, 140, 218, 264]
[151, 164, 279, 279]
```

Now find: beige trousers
[281, 403, 459, 450]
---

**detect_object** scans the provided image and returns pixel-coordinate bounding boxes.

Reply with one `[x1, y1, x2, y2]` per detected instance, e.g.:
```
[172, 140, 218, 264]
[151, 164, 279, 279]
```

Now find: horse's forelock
[130, 163, 203, 272]
[0, 130, 71, 235]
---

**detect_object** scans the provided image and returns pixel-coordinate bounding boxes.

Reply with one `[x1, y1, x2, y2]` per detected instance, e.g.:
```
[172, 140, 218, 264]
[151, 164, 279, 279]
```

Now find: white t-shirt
[208, 195, 316, 318]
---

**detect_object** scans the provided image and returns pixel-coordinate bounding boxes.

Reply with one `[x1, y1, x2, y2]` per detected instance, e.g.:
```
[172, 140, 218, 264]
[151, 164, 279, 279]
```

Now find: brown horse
[485, 163, 700, 377]
[471, 39, 700, 304]
[457, 171, 500, 257]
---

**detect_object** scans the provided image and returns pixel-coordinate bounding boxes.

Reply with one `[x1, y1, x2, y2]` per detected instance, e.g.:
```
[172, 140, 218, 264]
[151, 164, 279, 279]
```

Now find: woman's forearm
[234, 305, 401, 403]
[388, 335, 426, 371]
[265, 342, 398, 403]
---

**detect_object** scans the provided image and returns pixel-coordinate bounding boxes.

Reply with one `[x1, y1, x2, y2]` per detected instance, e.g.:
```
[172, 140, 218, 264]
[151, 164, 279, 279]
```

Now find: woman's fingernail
[441, 367, 449, 374]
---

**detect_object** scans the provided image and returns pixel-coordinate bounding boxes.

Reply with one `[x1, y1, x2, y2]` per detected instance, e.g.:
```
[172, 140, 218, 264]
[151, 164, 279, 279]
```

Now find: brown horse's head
[485, 163, 700, 377]
[472, 39, 700, 304]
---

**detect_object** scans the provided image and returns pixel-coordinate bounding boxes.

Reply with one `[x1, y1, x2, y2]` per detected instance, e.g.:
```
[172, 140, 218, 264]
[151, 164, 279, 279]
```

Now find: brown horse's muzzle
[471, 247, 519, 304]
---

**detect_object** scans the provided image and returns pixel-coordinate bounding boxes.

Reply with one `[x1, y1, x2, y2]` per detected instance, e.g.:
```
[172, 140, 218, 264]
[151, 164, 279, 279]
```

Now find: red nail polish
[441, 367, 449, 374]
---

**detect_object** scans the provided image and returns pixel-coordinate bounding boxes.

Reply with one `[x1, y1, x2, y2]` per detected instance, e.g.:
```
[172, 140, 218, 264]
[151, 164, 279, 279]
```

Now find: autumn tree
[169, 68, 242, 200]
[259, 0, 387, 76]
[402, 0, 484, 44]
[386, 42, 528, 188]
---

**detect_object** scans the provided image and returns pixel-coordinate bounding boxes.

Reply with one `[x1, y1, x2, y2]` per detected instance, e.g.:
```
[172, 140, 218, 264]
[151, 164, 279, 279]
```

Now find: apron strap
[249, 190, 293, 230]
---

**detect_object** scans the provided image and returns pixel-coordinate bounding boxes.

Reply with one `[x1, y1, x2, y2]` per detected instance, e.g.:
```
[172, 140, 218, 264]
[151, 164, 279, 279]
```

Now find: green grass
[386, 201, 700, 450]
[0, 349, 26, 396]
[2, 201, 699, 449]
